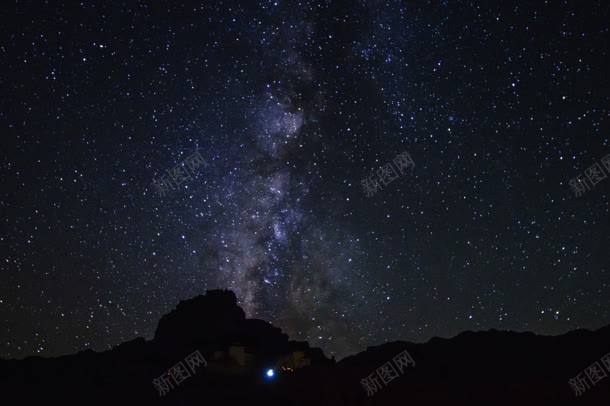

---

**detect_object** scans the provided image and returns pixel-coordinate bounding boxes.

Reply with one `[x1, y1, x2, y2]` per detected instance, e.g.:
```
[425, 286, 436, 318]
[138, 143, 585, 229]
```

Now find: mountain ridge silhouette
[1, 289, 609, 405]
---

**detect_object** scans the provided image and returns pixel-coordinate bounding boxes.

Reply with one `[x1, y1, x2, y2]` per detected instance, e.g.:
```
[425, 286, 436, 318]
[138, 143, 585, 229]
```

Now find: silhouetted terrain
[1, 289, 608, 405]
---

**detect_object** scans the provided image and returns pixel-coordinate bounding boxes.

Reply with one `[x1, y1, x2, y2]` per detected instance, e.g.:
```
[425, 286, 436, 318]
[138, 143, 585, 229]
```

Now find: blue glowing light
[266, 369, 275, 378]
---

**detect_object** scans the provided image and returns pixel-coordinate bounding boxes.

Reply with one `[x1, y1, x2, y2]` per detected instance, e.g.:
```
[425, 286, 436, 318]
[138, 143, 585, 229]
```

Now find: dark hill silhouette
[0, 289, 608, 405]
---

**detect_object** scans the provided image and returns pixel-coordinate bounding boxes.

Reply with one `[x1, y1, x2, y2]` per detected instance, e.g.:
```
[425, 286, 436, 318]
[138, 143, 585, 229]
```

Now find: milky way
[203, 38, 369, 352]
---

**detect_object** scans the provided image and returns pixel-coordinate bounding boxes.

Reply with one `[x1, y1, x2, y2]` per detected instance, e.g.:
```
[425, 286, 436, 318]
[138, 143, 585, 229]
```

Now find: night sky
[1, 1, 609, 361]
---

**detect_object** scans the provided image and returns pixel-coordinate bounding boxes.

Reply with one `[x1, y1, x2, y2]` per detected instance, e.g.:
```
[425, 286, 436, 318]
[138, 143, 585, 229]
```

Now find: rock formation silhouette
[1, 289, 608, 405]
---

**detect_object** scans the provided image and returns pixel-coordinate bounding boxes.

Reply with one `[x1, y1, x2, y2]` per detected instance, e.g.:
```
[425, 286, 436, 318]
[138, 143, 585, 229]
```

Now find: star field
[1, 0, 609, 360]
